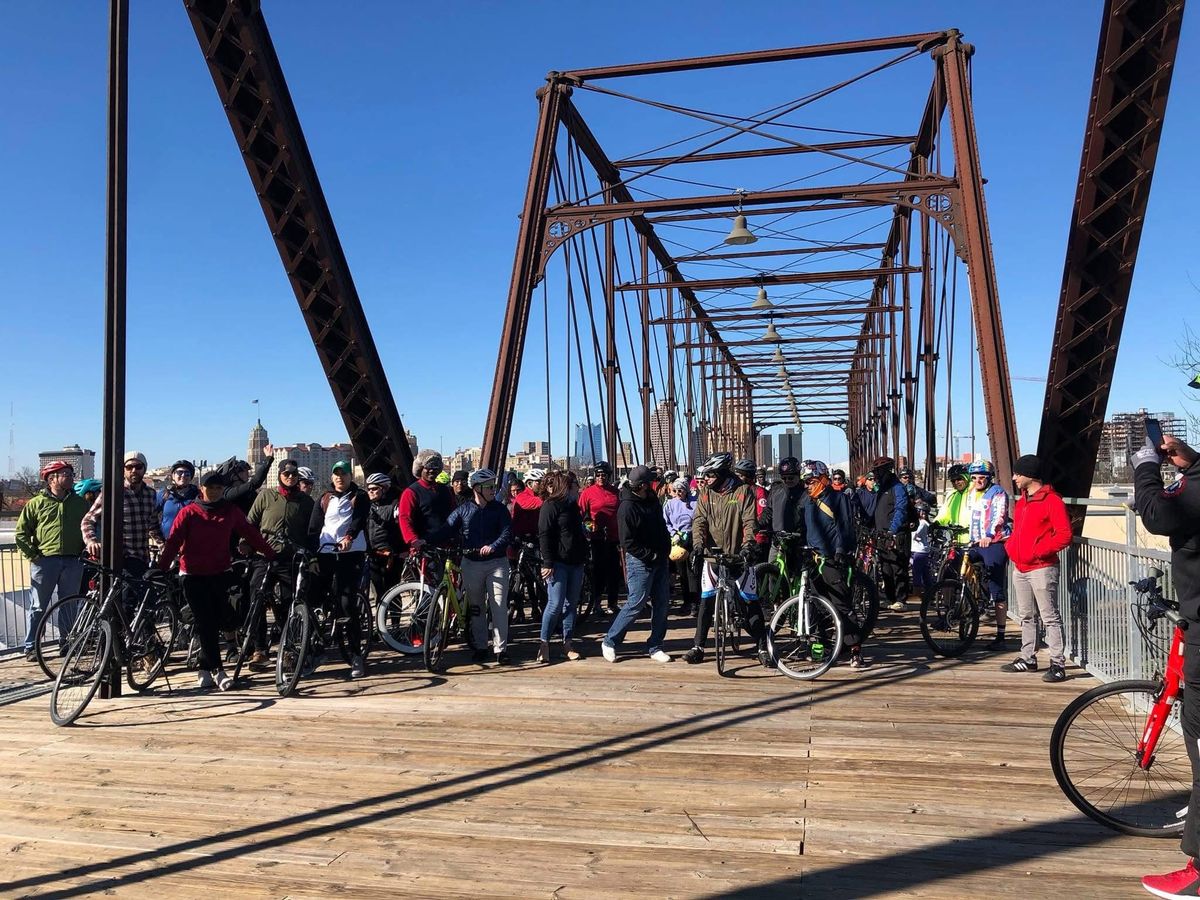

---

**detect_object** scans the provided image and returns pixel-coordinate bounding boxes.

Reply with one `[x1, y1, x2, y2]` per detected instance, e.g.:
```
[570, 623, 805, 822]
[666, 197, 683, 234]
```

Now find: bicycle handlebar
[1131, 575, 1187, 630]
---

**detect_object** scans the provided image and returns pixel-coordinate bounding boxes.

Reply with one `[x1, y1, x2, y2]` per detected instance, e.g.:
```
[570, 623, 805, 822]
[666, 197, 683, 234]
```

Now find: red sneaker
[1143, 860, 1200, 899]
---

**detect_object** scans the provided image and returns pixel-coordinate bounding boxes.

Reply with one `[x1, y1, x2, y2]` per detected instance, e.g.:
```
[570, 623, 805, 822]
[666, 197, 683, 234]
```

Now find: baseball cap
[332, 460, 351, 475]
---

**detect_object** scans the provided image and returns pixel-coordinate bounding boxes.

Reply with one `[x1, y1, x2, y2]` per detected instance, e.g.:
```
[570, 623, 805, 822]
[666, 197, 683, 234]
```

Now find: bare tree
[13, 466, 41, 498]
[1169, 322, 1200, 435]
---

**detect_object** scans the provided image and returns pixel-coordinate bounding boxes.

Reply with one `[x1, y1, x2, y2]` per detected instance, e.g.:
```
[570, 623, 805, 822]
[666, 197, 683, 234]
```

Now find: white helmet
[366, 472, 391, 487]
[469, 468, 497, 488]
[297, 466, 315, 482]
[526, 468, 546, 482]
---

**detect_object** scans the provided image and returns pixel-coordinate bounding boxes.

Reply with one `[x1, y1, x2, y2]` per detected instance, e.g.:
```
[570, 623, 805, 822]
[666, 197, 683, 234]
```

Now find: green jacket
[934, 487, 973, 544]
[15, 488, 89, 560]
[248, 487, 315, 555]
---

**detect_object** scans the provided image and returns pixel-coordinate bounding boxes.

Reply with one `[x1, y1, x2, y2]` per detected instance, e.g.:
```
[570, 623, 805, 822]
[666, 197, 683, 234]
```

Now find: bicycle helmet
[777, 456, 800, 477]
[702, 452, 733, 475]
[366, 472, 391, 487]
[593, 461, 613, 476]
[526, 468, 546, 482]
[831, 468, 847, 480]
[74, 478, 101, 497]
[170, 459, 196, 477]
[733, 458, 756, 475]
[947, 463, 968, 482]
[297, 466, 315, 483]
[40, 460, 73, 480]
[435, 471, 451, 485]
[897, 466, 913, 477]
[967, 458, 994, 477]
[664, 470, 679, 483]
[801, 459, 829, 480]
[469, 468, 497, 488]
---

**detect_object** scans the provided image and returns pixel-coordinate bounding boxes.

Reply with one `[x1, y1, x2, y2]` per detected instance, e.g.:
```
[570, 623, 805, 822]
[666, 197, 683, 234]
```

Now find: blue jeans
[541, 562, 583, 642]
[605, 554, 670, 654]
[25, 555, 85, 651]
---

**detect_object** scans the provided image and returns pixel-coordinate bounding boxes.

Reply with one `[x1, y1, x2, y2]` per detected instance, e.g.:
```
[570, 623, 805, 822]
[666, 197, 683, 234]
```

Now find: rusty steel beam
[676, 334, 889, 349]
[184, 0, 413, 482]
[613, 136, 915, 169]
[562, 32, 947, 81]
[616, 266, 920, 292]
[648, 200, 874, 223]
[674, 243, 887, 263]
[1037, 0, 1186, 517]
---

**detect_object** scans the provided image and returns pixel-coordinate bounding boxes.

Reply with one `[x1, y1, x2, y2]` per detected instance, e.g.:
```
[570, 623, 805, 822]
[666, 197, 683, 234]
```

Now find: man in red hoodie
[1002, 454, 1072, 683]
[579, 461, 621, 613]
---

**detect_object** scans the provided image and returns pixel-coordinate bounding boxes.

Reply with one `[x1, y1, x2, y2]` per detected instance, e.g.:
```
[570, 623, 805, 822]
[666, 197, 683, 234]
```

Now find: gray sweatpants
[460, 557, 510, 653]
[1012, 564, 1065, 667]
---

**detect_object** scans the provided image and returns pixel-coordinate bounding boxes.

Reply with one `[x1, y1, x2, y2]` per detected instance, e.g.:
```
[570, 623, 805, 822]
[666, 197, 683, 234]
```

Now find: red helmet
[40, 460, 73, 480]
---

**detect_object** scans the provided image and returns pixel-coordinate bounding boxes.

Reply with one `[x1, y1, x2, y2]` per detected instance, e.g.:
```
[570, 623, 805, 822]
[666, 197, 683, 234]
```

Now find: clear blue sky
[3, 1, 1197, 475]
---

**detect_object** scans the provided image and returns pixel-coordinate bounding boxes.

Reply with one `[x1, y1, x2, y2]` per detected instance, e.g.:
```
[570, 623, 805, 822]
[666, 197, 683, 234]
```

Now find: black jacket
[225, 456, 274, 514]
[538, 497, 588, 566]
[617, 485, 671, 565]
[367, 488, 403, 553]
[1135, 457, 1200, 637]
[758, 483, 808, 540]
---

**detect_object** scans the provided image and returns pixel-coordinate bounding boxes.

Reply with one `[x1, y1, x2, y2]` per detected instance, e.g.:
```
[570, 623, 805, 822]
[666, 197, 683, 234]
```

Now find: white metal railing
[1, 542, 34, 656]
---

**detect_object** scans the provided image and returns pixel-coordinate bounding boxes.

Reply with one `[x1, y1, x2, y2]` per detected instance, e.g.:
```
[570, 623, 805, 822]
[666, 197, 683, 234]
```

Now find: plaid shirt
[81, 479, 159, 563]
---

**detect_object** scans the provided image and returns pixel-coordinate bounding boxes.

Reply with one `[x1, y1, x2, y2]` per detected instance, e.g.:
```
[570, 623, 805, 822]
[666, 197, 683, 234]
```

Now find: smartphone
[1145, 417, 1165, 449]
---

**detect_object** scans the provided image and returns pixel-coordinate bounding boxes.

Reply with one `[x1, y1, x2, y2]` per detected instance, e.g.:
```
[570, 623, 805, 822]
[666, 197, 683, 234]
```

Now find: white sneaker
[601, 642, 617, 663]
[215, 670, 233, 691]
[350, 655, 365, 679]
[649, 650, 672, 663]
[889, 600, 908, 612]
[197, 669, 216, 689]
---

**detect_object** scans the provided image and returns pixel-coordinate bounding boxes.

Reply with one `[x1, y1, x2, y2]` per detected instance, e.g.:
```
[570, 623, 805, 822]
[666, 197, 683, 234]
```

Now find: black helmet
[831, 468, 847, 480]
[702, 452, 733, 475]
[778, 456, 800, 477]
[170, 459, 195, 477]
[898, 466, 913, 477]
[594, 460, 613, 476]
[947, 463, 968, 482]
[733, 458, 756, 475]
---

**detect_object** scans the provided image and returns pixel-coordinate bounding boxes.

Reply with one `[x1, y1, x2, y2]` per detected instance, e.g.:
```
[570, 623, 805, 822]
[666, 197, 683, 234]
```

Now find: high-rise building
[649, 401, 675, 470]
[267, 442, 356, 489]
[1095, 408, 1187, 483]
[615, 441, 636, 472]
[247, 419, 269, 467]
[778, 427, 802, 462]
[756, 434, 774, 469]
[37, 444, 96, 480]
[405, 431, 418, 455]
[449, 446, 483, 475]
[574, 423, 603, 465]
[522, 440, 551, 457]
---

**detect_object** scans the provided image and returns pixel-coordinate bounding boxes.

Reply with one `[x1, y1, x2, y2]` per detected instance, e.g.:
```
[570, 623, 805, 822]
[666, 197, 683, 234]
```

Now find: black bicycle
[507, 537, 547, 625]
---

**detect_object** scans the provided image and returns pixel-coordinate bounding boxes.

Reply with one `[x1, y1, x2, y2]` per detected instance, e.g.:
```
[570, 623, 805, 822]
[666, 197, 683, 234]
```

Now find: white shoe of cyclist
[215, 669, 234, 691]
[601, 642, 617, 663]
[197, 669, 216, 690]
[889, 600, 908, 612]
[350, 655, 366, 679]
[649, 650, 672, 663]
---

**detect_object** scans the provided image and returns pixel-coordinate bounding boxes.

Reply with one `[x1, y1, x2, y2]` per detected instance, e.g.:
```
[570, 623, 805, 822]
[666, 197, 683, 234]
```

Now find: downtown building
[648, 401, 675, 471]
[777, 428, 803, 463]
[573, 423, 603, 467]
[37, 444, 96, 480]
[1094, 408, 1187, 484]
[267, 441, 357, 489]
[756, 433, 774, 469]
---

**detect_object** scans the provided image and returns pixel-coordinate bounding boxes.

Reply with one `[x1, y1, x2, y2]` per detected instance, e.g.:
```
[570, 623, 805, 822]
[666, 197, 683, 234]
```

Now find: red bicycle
[1050, 568, 1190, 836]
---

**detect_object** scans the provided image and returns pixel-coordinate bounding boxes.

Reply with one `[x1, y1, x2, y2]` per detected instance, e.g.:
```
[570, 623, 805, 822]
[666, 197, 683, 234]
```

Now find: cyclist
[854, 471, 878, 523]
[663, 477, 697, 615]
[1133, 431, 1200, 899]
[511, 469, 544, 541]
[868, 457, 911, 612]
[246, 459, 315, 668]
[309, 460, 369, 678]
[75, 478, 102, 507]
[438, 468, 513, 664]
[579, 460, 622, 613]
[450, 470, 472, 508]
[505, 476, 524, 514]
[297, 467, 316, 495]
[16, 461, 88, 662]
[758, 456, 806, 546]
[398, 452, 454, 550]
[898, 466, 935, 506]
[82, 450, 159, 577]
[158, 469, 276, 690]
[155, 459, 199, 540]
[364, 472, 404, 602]
[538, 470, 588, 663]
[965, 458, 1011, 651]
[801, 459, 865, 669]
[933, 463, 972, 544]
[735, 457, 770, 558]
[221, 444, 274, 514]
[603, 465, 673, 664]
[830, 469, 849, 493]
[683, 452, 768, 667]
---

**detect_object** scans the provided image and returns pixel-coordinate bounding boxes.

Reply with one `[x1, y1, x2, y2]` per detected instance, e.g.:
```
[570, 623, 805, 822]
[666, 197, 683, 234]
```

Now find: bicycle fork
[1138, 633, 1186, 769]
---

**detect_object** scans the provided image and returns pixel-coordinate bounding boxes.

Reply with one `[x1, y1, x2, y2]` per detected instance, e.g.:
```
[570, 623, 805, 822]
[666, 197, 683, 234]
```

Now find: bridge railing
[0, 542, 34, 658]
[1042, 497, 1173, 683]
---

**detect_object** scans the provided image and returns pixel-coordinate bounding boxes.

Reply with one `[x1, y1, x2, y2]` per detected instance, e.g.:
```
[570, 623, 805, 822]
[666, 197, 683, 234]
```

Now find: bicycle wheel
[230, 591, 263, 683]
[275, 602, 310, 697]
[1051, 679, 1188, 837]
[33, 592, 98, 682]
[715, 588, 730, 677]
[422, 588, 451, 673]
[50, 618, 114, 727]
[126, 601, 178, 692]
[336, 592, 374, 664]
[919, 580, 979, 657]
[508, 568, 526, 624]
[768, 593, 843, 681]
[375, 581, 430, 654]
[850, 570, 880, 640]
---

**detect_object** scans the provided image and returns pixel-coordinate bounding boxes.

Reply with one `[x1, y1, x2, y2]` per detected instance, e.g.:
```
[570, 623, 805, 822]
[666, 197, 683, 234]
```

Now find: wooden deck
[0, 606, 1179, 899]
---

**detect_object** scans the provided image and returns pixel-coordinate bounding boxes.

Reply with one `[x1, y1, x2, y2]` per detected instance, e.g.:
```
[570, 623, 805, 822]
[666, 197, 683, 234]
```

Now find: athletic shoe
[888, 600, 908, 612]
[197, 669, 216, 689]
[849, 651, 868, 670]
[24, 647, 37, 663]
[601, 642, 617, 663]
[649, 650, 672, 663]
[757, 647, 774, 668]
[215, 670, 233, 691]
[682, 646, 704, 665]
[1042, 664, 1067, 683]
[1000, 657, 1038, 673]
[350, 655, 365, 679]
[1142, 859, 1200, 898]
[985, 636, 1008, 651]
[496, 651, 513, 666]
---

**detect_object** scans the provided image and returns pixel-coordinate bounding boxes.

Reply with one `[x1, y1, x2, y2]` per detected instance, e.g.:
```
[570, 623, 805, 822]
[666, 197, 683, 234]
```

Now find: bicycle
[1050, 569, 1190, 837]
[919, 527, 982, 657]
[419, 546, 482, 673]
[702, 549, 777, 677]
[851, 528, 889, 638]
[49, 563, 180, 726]
[507, 537, 547, 625]
[755, 536, 845, 681]
[274, 542, 374, 696]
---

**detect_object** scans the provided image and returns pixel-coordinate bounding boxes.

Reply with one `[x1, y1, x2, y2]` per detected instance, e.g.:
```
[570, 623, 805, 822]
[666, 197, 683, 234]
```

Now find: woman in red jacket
[159, 470, 275, 690]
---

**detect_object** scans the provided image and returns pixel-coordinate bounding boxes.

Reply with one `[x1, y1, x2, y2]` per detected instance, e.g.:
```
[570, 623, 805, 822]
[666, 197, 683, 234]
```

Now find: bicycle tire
[33, 592, 98, 682]
[126, 601, 178, 692]
[1050, 679, 1188, 837]
[753, 563, 782, 620]
[337, 591, 374, 665]
[50, 618, 114, 727]
[508, 569, 526, 624]
[275, 602, 310, 697]
[375, 581, 432, 654]
[715, 588, 730, 677]
[919, 580, 980, 657]
[231, 590, 263, 683]
[423, 588, 450, 673]
[850, 570, 880, 640]
[768, 593, 843, 681]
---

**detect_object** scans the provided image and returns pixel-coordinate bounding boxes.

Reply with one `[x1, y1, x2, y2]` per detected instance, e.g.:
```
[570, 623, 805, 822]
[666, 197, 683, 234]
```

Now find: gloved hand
[739, 542, 756, 564]
[1130, 436, 1164, 470]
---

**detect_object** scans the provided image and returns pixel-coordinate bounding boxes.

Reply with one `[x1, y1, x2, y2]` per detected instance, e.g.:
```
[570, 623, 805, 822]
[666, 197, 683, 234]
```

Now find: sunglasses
[280, 470, 299, 477]
[124, 463, 145, 471]
[478, 482, 497, 491]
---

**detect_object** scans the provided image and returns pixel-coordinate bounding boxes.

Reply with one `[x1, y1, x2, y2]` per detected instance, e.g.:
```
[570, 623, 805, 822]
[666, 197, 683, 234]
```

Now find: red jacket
[510, 488, 543, 539]
[1008, 483, 1072, 573]
[158, 500, 275, 576]
[578, 483, 620, 542]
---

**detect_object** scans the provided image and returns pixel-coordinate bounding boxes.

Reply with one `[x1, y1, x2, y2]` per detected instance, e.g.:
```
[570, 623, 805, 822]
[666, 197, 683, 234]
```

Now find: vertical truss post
[640, 233, 652, 463]
[919, 157, 938, 486]
[480, 77, 569, 470]
[666, 286, 678, 472]
[901, 213, 917, 467]
[603, 186, 619, 466]
[937, 30, 1019, 481]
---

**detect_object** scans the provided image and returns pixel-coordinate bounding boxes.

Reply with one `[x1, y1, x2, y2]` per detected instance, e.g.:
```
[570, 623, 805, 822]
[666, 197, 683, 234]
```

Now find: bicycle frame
[1137, 621, 1185, 769]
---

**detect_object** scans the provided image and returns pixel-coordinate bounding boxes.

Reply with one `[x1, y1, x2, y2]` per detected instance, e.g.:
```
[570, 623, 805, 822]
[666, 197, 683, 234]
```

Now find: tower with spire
[247, 419, 269, 465]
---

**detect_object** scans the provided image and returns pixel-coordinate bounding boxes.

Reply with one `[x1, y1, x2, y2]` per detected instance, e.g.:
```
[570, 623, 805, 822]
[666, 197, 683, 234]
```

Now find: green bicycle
[416, 547, 477, 673]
